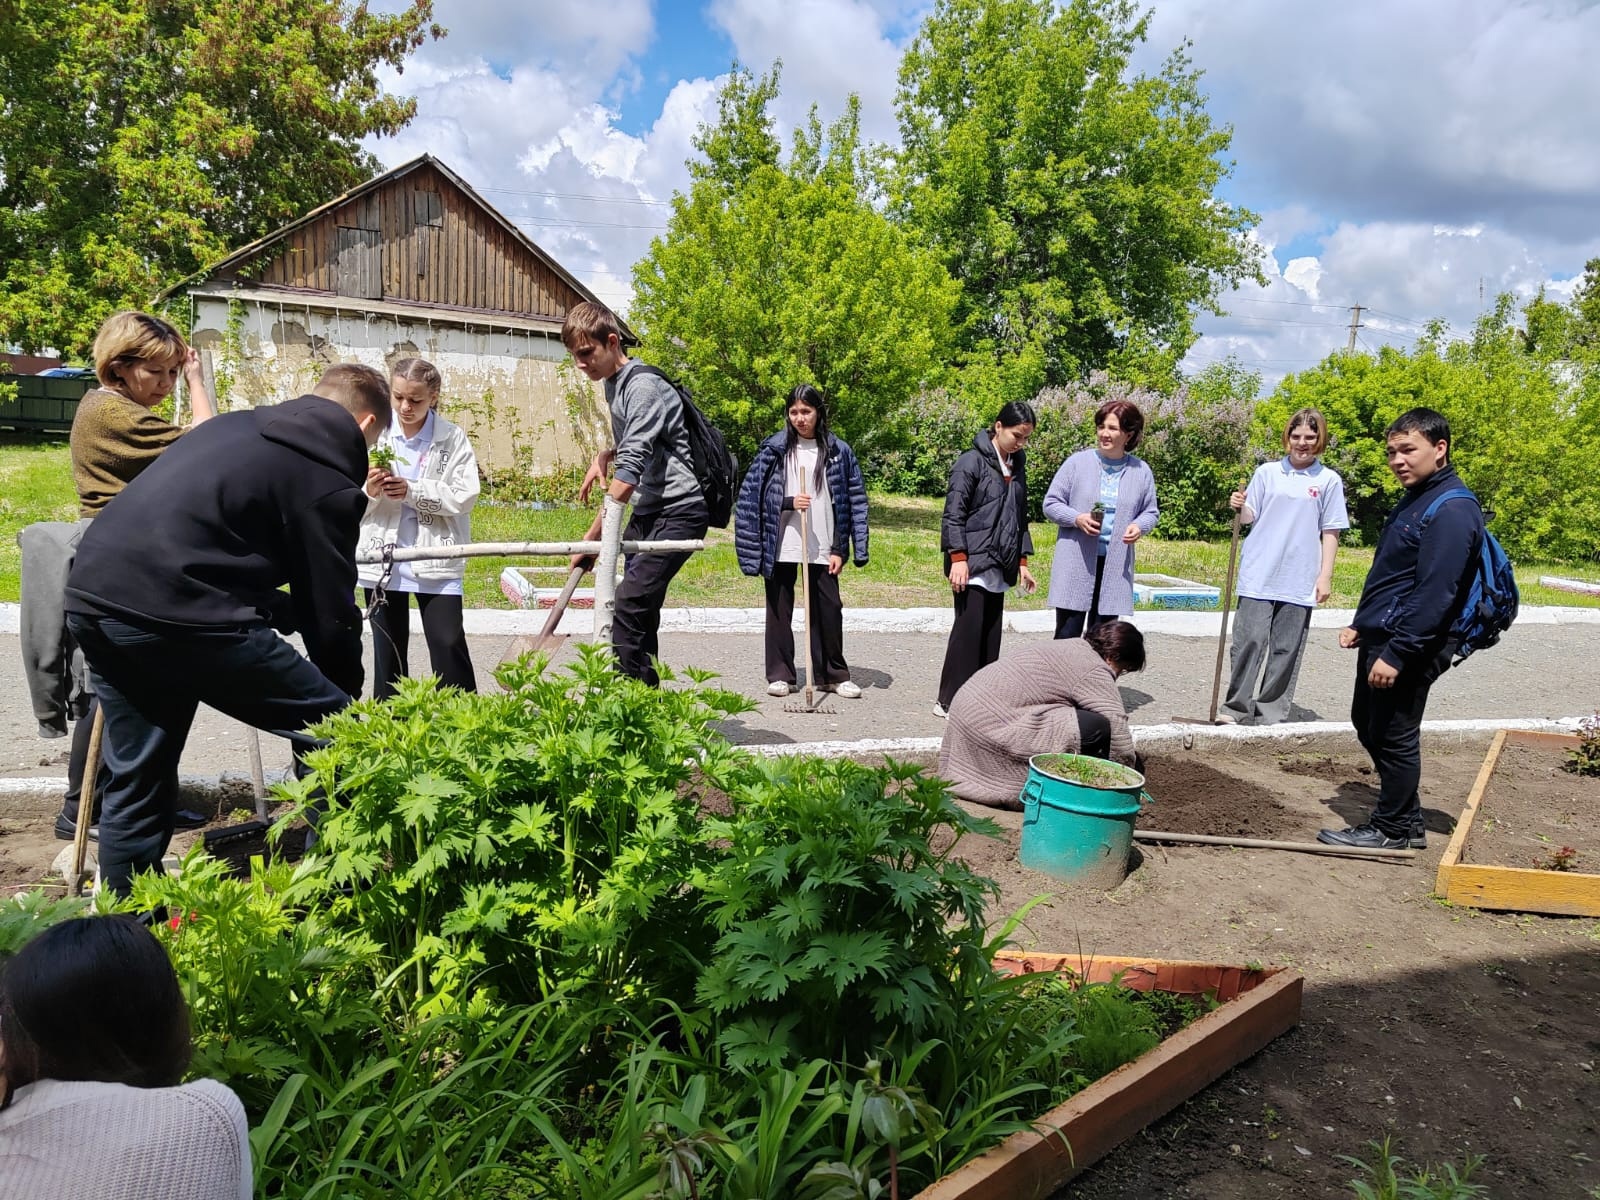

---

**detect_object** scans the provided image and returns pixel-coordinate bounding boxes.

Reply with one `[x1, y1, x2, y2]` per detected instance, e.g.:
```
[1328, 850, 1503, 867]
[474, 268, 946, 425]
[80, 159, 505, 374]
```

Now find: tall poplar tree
[893, 0, 1263, 400]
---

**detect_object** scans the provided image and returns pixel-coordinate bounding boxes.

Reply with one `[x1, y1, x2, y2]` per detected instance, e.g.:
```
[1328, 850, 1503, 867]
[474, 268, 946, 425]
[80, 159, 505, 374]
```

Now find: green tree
[0, 0, 439, 356]
[1258, 297, 1600, 560]
[630, 65, 959, 462]
[892, 0, 1262, 404]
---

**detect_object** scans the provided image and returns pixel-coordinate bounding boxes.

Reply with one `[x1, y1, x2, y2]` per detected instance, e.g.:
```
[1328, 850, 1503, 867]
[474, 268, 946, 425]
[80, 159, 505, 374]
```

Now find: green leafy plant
[368, 443, 405, 472]
[693, 756, 1000, 1068]
[130, 851, 384, 1111]
[0, 889, 92, 958]
[280, 645, 754, 1016]
[1341, 1136, 1488, 1199]
[1565, 712, 1600, 777]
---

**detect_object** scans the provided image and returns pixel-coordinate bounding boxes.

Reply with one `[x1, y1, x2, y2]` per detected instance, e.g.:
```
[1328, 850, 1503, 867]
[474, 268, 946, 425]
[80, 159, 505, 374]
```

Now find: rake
[783, 498, 835, 716]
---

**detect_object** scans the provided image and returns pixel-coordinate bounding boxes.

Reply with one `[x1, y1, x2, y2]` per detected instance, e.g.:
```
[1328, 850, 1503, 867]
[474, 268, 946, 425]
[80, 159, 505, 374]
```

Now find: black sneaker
[54, 815, 99, 842]
[1316, 824, 1409, 850]
[1408, 828, 1427, 849]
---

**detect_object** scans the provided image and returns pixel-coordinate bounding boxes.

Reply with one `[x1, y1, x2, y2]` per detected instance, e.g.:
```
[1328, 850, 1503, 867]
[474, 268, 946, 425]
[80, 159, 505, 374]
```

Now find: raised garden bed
[1434, 728, 1600, 916]
[915, 954, 1302, 1199]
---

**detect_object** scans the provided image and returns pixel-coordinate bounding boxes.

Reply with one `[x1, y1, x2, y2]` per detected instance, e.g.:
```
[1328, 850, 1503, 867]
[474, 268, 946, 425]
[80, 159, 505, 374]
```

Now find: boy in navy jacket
[1318, 408, 1484, 851]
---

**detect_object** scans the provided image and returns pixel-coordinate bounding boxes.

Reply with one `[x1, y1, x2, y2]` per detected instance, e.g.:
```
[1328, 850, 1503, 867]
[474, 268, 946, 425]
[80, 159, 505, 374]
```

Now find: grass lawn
[6, 438, 1598, 611]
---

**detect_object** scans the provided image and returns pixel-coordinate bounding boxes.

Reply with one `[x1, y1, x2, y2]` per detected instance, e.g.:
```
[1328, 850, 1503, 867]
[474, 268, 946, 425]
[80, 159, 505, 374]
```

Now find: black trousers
[613, 502, 709, 687]
[364, 590, 477, 701]
[1351, 641, 1453, 838]
[764, 562, 849, 686]
[65, 614, 351, 895]
[1055, 555, 1112, 639]
[937, 586, 1006, 708]
[1076, 707, 1113, 759]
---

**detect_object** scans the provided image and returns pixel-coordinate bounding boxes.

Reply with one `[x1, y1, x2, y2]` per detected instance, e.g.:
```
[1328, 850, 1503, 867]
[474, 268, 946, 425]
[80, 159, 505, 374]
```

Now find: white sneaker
[833, 680, 863, 700]
[767, 681, 791, 697]
[932, 701, 949, 719]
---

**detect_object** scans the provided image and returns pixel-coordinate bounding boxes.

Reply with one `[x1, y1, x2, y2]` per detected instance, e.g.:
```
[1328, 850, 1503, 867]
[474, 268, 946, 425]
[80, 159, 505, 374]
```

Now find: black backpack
[630, 366, 738, 528]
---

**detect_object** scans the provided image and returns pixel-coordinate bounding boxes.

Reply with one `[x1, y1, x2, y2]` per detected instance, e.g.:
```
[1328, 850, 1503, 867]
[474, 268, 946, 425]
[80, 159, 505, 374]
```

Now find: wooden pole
[357, 538, 704, 566]
[1205, 501, 1244, 723]
[1134, 829, 1416, 861]
[70, 706, 105, 895]
[592, 498, 626, 645]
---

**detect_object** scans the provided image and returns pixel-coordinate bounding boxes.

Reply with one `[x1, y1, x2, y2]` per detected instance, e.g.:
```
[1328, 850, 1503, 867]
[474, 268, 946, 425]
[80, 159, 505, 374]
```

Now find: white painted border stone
[8, 602, 1600, 640]
[1, 718, 1583, 801]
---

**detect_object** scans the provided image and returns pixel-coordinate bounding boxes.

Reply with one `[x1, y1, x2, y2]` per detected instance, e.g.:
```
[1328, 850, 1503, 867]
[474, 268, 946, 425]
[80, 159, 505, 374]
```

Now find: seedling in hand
[369, 444, 406, 472]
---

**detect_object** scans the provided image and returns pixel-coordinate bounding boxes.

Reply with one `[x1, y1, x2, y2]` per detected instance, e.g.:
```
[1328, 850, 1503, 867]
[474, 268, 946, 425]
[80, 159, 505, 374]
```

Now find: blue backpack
[1420, 488, 1519, 663]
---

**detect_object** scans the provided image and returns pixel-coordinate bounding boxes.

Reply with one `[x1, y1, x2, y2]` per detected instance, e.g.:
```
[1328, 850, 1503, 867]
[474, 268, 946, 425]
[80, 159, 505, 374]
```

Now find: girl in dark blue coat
[735, 385, 870, 699]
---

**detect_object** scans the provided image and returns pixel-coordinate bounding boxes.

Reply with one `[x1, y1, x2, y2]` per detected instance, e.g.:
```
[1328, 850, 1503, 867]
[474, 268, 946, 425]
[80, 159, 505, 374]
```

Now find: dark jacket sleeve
[735, 444, 778, 577]
[1381, 496, 1482, 670]
[1017, 456, 1034, 559]
[837, 439, 869, 566]
[941, 451, 980, 558]
[286, 487, 368, 699]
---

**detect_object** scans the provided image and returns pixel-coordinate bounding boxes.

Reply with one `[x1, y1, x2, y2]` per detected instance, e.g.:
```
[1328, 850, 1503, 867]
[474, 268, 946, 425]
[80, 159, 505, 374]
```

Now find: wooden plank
[1435, 727, 1505, 894]
[1443, 862, 1600, 917]
[913, 968, 1303, 1200]
[1435, 728, 1600, 916]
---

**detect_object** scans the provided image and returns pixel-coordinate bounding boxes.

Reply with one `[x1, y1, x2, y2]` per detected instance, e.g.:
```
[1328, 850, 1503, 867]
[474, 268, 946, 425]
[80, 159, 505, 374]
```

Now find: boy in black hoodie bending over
[1318, 407, 1484, 852]
[65, 365, 390, 894]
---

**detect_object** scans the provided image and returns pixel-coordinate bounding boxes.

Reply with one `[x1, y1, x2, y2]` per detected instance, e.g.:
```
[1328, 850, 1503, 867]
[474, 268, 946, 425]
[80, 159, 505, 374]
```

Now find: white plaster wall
[189, 295, 609, 474]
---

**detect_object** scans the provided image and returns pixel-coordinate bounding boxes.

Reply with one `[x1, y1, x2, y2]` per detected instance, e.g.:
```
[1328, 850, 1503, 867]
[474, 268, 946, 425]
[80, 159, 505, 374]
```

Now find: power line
[1215, 314, 1351, 328]
[478, 184, 674, 207]
[511, 215, 669, 232]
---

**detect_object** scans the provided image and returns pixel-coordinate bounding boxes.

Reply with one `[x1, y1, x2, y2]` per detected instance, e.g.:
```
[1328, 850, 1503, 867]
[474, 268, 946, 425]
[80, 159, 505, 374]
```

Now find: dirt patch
[938, 737, 1600, 1200]
[1138, 755, 1301, 839]
[1467, 740, 1600, 871]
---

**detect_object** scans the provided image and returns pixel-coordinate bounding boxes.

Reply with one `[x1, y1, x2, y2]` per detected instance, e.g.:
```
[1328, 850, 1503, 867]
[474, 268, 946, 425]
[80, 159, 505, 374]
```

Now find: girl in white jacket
[357, 358, 481, 698]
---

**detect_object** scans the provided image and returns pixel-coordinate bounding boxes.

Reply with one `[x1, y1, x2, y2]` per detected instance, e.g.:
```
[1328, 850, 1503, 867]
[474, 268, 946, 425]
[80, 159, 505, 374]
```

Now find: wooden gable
[194, 158, 602, 324]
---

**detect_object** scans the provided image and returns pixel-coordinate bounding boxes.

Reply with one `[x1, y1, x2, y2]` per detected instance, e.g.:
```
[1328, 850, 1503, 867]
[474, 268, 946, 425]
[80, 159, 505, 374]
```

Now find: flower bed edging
[914, 954, 1303, 1200]
[1434, 728, 1600, 917]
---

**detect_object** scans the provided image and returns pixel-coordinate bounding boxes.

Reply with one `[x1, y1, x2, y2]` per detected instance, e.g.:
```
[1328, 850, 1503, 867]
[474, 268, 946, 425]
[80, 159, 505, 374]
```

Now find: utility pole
[1346, 304, 1364, 353]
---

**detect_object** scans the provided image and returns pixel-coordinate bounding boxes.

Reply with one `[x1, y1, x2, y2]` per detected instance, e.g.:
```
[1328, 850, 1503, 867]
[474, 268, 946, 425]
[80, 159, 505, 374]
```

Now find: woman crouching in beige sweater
[938, 622, 1145, 810]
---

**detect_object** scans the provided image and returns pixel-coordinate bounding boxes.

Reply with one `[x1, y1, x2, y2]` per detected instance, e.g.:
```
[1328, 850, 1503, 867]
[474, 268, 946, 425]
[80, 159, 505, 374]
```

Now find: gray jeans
[1221, 597, 1311, 725]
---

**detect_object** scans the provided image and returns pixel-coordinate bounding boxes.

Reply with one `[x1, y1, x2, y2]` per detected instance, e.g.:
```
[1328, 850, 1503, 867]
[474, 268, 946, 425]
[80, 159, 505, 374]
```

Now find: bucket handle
[1021, 777, 1043, 818]
[1138, 789, 1155, 808]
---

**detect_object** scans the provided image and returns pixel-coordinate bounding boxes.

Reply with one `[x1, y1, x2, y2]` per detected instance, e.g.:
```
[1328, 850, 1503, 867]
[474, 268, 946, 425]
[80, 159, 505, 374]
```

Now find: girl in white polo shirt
[1219, 408, 1349, 725]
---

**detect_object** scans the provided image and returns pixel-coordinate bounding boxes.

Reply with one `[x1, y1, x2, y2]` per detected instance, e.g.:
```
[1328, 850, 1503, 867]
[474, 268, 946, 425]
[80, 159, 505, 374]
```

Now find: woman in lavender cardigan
[1041, 399, 1159, 638]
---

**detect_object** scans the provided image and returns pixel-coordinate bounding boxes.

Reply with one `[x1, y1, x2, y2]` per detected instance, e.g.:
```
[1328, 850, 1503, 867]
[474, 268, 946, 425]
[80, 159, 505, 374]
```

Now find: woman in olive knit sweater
[52, 312, 215, 842]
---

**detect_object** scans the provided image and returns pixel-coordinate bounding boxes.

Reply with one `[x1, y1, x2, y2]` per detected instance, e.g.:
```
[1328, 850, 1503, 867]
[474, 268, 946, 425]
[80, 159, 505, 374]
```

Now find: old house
[161, 154, 626, 474]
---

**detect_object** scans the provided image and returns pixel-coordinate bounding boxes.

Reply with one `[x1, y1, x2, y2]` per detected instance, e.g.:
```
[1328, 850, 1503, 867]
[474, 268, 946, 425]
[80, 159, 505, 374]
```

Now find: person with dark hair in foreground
[938, 621, 1145, 810]
[64, 364, 391, 895]
[1318, 407, 1486, 851]
[0, 916, 250, 1198]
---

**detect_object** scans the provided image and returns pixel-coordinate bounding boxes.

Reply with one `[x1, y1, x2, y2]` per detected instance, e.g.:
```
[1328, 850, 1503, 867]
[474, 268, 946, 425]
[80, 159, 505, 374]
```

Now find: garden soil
[1466, 739, 1600, 872]
[943, 742, 1600, 1200]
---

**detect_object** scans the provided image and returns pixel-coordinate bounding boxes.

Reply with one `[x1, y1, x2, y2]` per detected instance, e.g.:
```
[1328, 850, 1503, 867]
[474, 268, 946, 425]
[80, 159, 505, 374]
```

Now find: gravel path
[3, 610, 1595, 786]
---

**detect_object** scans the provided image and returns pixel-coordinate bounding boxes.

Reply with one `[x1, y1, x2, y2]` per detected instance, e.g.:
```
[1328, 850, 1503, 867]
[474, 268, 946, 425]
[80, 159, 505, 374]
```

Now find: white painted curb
[3, 717, 1582, 802]
[6, 601, 1600, 639]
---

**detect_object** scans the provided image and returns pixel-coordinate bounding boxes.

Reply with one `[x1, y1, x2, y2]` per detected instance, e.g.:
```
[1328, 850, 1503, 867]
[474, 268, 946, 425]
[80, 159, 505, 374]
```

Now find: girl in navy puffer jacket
[735, 385, 869, 699]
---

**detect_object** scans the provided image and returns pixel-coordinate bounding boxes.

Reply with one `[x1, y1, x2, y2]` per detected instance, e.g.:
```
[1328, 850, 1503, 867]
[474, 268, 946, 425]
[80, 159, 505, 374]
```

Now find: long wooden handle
[798, 500, 814, 703]
[537, 566, 586, 643]
[71, 705, 105, 895]
[1206, 490, 1246, 722]
[1134, 829, 1416, 860]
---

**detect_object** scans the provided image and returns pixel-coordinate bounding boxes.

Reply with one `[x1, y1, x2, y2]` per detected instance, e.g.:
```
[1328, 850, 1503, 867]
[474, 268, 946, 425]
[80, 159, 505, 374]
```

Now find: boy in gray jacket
[563, 302, 707, 686]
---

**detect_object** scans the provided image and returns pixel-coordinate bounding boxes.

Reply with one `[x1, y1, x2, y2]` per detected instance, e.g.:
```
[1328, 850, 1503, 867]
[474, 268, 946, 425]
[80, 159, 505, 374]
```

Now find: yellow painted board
[1443, 862, 1600, 917]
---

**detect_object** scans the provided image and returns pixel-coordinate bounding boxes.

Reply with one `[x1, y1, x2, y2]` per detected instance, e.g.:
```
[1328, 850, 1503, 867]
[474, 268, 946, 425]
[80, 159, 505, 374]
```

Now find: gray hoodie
[605, 360, 700, 515]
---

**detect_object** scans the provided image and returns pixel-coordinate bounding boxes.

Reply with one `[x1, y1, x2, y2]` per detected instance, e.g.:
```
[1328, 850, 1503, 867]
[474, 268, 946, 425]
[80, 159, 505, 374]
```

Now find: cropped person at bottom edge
[1318, 408, 1485, 851]
[939, 622, 1145, 810]
[564, 301, 708, 687]
[63, 365, 390, 895]
[0, 916, 251, 1199]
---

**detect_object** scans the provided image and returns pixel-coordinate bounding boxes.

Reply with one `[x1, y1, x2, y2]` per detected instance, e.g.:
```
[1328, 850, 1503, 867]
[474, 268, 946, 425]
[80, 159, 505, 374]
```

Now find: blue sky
[369, 0, 1600, 383]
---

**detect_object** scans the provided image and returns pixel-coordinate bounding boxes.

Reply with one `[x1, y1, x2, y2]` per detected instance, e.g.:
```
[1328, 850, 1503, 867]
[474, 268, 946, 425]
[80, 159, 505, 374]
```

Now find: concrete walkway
[2, 601, 1595, 802]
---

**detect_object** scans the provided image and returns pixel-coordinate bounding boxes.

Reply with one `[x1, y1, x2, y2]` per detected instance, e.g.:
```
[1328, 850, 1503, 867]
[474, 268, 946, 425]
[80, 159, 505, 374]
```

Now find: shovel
[1173, 465, 1257, 726]
[499, 564, 585, 667]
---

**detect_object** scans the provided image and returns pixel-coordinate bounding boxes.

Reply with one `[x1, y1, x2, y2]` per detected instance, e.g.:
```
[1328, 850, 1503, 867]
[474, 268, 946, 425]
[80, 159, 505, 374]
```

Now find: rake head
[783, 686, 836, 715]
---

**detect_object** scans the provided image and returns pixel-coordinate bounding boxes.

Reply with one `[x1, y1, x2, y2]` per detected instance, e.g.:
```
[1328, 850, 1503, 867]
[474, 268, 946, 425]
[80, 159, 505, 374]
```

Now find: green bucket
[1019, 753, 1147, 888]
